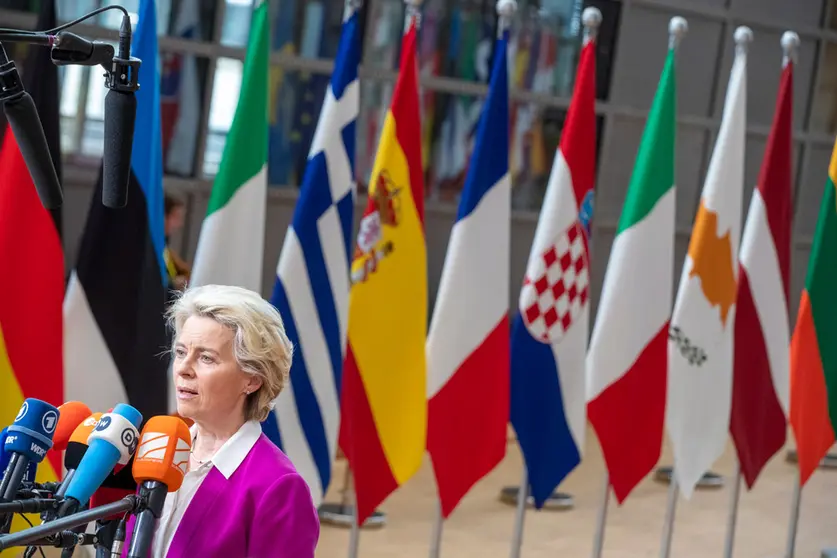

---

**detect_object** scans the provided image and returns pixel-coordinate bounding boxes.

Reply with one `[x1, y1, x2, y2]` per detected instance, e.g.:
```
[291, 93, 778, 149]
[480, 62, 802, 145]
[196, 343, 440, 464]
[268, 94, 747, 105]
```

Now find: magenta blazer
[122, 434, 319, 557]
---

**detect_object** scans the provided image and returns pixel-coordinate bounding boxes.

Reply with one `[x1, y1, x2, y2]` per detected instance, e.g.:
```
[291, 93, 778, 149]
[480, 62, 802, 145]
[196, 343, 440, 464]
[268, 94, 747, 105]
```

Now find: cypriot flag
[665, 26, 749, 497]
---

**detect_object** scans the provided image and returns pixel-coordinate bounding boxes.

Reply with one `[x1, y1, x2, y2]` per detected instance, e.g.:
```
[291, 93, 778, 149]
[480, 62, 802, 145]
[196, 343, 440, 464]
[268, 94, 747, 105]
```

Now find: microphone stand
[0, 496, 138, 551]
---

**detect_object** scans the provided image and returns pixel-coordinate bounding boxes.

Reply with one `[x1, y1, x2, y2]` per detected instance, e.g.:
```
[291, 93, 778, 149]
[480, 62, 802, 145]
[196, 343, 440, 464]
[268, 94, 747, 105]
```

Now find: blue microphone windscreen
[63, 404, 141, 506]
[5, 398, 60, 463]
[0, 428, 9, 473]
[0, 428, 37, 484]
[111, 404, 142, 428]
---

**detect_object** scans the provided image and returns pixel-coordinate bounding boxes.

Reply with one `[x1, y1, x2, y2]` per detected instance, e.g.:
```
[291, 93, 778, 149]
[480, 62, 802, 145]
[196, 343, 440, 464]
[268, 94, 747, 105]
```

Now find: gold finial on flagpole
[733, 25, 753, 55]
[496, 0, 517, 35]
[781, 30, 800, 68]
[582, 7, 602, 44]
[668, 16, 688, 50]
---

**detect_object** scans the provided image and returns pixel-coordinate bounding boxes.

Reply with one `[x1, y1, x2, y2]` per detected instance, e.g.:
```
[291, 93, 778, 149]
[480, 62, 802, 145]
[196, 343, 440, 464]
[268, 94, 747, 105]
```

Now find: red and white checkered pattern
[520, 221, 590, 343]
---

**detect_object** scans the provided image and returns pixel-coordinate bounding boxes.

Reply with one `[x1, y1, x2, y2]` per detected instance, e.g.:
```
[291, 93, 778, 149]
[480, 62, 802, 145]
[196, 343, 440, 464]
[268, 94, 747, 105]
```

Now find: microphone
[2, 92, 63, 209]
[126, 416, 191, 558]
[57, 404, 141, 518]
[0, 399, 59, 533]
[102, 14, 138, 209]
[0, 428, 37, 486]
[52, 402, 93, 453]
[61, 412, 101, 495]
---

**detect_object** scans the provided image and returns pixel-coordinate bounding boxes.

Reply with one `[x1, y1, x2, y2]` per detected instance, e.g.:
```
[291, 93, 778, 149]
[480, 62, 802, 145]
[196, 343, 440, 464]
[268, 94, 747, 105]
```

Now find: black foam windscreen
[102, 89, 136, 209]
[63, 440, 88, 471]
[3, 93, 63, 209]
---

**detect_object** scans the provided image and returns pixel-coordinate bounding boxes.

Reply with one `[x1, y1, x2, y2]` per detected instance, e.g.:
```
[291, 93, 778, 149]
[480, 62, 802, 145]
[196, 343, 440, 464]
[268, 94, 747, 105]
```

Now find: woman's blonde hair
[167, 284, 293, 422]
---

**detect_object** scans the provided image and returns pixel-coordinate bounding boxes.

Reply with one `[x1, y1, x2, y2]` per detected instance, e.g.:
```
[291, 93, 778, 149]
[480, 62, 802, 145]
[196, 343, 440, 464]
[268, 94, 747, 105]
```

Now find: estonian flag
[63, 0, 170, 418]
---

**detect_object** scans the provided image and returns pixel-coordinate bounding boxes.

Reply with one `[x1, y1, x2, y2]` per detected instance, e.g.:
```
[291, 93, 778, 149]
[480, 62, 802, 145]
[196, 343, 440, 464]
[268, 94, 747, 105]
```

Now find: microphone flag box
[5, 398, 60, 463]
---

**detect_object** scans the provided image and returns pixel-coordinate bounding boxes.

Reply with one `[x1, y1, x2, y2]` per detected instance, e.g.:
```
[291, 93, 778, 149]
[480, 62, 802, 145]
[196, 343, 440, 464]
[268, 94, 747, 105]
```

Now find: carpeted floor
[316, 426, 837, 557]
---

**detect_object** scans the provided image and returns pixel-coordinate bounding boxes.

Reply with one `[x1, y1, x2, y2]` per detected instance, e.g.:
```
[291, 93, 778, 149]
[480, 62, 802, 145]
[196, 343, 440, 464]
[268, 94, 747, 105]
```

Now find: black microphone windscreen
[3, 93, 63, 209]
[63, 440, 87, 471]
[102, 90, 136, 209]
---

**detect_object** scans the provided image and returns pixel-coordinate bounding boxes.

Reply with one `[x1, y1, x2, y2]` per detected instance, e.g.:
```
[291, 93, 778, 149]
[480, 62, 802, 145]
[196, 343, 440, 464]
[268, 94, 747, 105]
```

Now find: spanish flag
[338, 16, 426, 525]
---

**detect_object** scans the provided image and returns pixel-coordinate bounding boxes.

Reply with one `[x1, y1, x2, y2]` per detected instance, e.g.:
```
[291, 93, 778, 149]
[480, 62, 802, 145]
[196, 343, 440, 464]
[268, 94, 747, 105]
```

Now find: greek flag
[261, 3, 362, 506]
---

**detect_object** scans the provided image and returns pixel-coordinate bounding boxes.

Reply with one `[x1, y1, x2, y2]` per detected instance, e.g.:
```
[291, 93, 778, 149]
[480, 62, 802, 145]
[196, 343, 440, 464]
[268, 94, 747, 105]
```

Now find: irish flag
[189, 0, 268, 290]
[790, 138, 837, 486]
[338, 15, 427, 525]
[586, 40, 678, 503]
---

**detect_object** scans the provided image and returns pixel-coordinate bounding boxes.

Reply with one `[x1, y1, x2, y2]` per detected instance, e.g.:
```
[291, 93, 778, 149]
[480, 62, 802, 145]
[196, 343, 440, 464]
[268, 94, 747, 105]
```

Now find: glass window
[220, 0, 254, 48]
[161, 51, 210, 176]
[272, 0, 352, 59]
[810, 41, 837, 134]
[161, 0, 217, 41]
[55, 0, 98, 22]
[203, 57, 243, 176]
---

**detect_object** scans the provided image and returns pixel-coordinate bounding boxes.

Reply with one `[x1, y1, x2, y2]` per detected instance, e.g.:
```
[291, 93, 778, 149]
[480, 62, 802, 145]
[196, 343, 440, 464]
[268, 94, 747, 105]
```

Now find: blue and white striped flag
[261, 2, 362, 507]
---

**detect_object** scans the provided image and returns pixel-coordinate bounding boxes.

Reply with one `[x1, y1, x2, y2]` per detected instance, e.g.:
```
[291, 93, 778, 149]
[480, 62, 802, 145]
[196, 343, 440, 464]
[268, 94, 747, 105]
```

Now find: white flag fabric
[666, 30, 749, 498]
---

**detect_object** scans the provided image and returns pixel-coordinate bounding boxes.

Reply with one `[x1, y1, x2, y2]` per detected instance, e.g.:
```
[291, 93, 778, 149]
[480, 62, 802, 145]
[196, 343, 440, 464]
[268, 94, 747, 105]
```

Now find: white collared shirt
[151, 420, 262, 558]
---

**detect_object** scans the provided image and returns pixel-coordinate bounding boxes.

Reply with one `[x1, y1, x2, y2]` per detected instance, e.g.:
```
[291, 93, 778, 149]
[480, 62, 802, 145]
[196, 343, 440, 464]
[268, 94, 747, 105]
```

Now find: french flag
[426, 27, 510, 519]
[509, 34, 597, 507]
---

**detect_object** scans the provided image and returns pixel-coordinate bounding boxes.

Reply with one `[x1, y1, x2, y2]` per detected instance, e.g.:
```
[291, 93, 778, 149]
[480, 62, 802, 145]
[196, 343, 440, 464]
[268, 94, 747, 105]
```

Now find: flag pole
[715, 23, 755, 558]
[659, 475, 679, 558]
[776, 30, 803, 558]
[721, 461, 742, 558]
[428, 7, 519, 557]
[656, 17, 688, 558]
[347, 468, 361, 558]
[509, 469, 528, 558]
[590, 474, 610, 558]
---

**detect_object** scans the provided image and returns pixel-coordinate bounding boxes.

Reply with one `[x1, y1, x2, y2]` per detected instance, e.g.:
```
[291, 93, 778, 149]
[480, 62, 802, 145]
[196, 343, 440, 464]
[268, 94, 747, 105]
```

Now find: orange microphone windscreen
[53, 402, 93, 452]
[68, 413, 103, 446]
[132, 416, 191, 492]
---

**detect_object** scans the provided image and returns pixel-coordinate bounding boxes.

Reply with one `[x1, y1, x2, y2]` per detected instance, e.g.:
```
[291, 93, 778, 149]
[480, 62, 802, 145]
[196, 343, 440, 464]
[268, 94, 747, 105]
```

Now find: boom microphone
[57, 404, 141, 518]
[126, 416, 191, 558]
[2, 93, 63, 209]
[102, 14, 137, 209]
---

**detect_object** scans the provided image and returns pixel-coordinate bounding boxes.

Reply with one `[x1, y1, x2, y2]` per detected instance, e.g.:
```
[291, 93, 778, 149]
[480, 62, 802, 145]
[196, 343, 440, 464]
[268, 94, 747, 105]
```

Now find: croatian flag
[262, 3, 362, 507]
[509, 33, 597, 507]
[426, 26, 510, 518]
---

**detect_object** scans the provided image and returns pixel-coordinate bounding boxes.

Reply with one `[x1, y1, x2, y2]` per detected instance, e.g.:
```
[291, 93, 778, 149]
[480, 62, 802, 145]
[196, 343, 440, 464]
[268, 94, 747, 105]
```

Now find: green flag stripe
[617, 49, 677, 235]
[206, 1, 270, 215]
[807, 156, 837, 430]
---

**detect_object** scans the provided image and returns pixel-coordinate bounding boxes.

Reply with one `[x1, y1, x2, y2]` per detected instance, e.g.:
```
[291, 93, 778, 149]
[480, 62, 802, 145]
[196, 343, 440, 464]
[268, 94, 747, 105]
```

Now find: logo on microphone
[121, 428, 137, 455]
[83, 416, 99, 427]
[15, 402, 28, 422]
[95, 415, 112, 432]
[42, 410, 58, 434]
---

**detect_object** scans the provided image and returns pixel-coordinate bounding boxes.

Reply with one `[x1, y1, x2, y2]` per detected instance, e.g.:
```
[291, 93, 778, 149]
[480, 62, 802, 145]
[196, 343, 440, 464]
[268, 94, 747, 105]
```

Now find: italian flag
[790, 139, 837, 486]
[189, 0, 269, 291]
[586, 46, 677, 503]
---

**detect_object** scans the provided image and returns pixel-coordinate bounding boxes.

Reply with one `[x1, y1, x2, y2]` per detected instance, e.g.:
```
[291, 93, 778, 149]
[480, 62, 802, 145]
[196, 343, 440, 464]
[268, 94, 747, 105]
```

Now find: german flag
[338, 14, 427, 525]
[0, 0, 63, 547]
[63, 0, 170, 418]
[0, 0, 63, 478]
